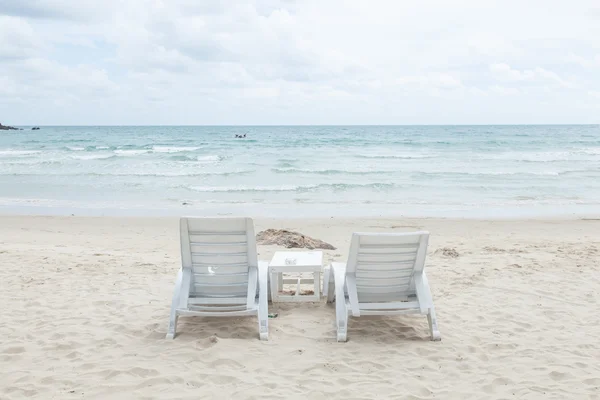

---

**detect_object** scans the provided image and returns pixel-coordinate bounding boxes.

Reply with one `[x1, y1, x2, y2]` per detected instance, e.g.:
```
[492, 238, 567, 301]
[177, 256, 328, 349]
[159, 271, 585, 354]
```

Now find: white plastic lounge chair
[166, 217, 269, 340]
[324, 231, 440, 342]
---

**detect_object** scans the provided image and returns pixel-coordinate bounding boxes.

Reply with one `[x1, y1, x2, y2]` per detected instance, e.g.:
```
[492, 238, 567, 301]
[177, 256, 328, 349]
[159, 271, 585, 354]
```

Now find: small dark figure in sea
[234, 134, 247, 138]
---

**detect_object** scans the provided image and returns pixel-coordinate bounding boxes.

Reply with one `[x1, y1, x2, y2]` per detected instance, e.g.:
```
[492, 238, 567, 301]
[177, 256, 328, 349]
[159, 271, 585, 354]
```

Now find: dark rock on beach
[256, 229, 336, 250]
[0, 123, 19, 130]
[435, 247, 460, 258]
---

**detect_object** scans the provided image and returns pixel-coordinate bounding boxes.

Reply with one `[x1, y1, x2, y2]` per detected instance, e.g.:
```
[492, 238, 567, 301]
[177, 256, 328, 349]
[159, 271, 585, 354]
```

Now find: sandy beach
[1, 215, 599, 399]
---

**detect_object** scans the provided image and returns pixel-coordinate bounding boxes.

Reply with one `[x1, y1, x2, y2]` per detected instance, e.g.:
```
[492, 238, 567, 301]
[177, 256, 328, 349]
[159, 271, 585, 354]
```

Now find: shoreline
[2, 203, 600, 220]
[2, 212, 600, 222]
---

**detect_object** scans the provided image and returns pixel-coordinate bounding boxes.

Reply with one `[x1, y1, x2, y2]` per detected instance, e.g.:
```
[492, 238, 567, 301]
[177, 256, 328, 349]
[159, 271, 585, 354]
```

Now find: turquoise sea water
[1, 125, 599, 217]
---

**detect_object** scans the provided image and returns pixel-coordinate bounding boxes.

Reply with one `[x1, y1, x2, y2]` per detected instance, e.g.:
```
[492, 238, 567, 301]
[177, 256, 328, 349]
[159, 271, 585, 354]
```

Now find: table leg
[270, 272, 279, 303]
[267, 271, 272, 302]
[315, 270, 321, 300]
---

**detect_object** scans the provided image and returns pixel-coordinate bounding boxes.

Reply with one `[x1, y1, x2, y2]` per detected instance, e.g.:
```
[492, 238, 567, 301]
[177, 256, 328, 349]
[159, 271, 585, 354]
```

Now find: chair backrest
[180, 217, 258, 302]
[346, 232, 429, 302]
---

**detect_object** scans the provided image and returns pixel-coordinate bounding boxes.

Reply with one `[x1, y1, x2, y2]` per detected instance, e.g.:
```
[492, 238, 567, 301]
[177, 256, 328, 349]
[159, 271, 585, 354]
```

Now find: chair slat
[358, 246, 419, 255]
[192, 265, 249, 274]
[193, 273, 249, 285]
[186, 217, 248, 233]
[191, 253, 247, 265]
[190, 245, 247, 256]
[358, 253, 417, 263]
[356, 283, 410, 293]
[359, 301, 421, 310]
[356, 262, 415, 271]
[358, 235, 422, 246]
[191, 284, 248, 296]
[189, 234, 248, 244]
[188, 297, 249, 305]
[356, 269, 413, 279]
[356, 277, 412, 287]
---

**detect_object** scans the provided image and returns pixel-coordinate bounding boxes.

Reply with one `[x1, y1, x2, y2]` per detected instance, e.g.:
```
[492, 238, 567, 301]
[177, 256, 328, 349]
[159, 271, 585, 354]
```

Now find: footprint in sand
[2, 346, 26, 354]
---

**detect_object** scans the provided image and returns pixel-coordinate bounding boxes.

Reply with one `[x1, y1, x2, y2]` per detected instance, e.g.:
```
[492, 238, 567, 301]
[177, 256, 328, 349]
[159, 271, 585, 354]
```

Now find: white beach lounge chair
[166, 217, 269, 340]
[324, 231, 440, 342]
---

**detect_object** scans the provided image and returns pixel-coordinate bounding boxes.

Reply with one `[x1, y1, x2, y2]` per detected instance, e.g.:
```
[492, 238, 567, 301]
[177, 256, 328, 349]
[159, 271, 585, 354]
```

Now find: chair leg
[258, 315, 268, 341]
[427, 307, 441, 341]
[166, 268, 183, 340]
[258, 262, 269, 341]
[166, 310, 178, 340]
[337, 312, 348, 342]
[335, 295, 348, 342]
[257, 299, 269, 341]
[326, 266, 335, 303]
[333, 265, 348, 341]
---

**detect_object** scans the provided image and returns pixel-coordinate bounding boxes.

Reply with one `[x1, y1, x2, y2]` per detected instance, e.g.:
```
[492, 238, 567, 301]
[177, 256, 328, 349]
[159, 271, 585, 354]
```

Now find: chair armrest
[414, 271, 434, 313]
[345, 273, 361, 317]
[247, 266, 258, 309]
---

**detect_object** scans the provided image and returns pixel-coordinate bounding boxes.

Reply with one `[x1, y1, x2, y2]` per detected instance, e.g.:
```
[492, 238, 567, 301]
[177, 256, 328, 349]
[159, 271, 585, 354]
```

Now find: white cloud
[8, 58, 119, 100]
[394, 74, 463, 90]
[0, 0, 123, 21]
[489, 63, 532, 82]
[489, 63, 575, 88]
[567, 53, 600, 68]
[0, 15, 44, 60]
[0, 0, 599, 124]
[490, 85, 521, 96]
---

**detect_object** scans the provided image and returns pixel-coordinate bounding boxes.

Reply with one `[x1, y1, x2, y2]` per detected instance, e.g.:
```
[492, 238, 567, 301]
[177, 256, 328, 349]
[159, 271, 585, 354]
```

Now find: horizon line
[4, 123, 599, 127]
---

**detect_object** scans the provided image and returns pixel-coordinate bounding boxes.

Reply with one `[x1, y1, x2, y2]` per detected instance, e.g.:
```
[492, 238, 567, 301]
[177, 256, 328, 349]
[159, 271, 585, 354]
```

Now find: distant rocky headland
[0, 123, 20, 130]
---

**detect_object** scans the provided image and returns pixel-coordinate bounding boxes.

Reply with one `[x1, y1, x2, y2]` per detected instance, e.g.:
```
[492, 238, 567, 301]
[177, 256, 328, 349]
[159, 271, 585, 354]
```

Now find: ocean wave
[486, 150, 600, 162]
[169, 154, 223, 162]
[1, 160, 64, 167]
[197, 155, 222, 162]
[47, 139, 95, 144]
[355, 154, 435, 159]
[170, 155, 197, 161]
[183, 182, 395, 193]
[272, 168, 388, 175]
[62, 145, 117, 152]
[274, 160, 298, 168]
[185, 184, 311, 193]
[463, 171, 562, 176]
[70, 154, 116, 161]
[412, 170, 589, 178]
[0, 150, 42, 156]
[113, 149, 150, 156]
[97, 169, 241, 176]
[325, 183, 396, 191]
[0, 170, 255, 177]
[152, 146, 201, 153]
[580, 148, 600, 155]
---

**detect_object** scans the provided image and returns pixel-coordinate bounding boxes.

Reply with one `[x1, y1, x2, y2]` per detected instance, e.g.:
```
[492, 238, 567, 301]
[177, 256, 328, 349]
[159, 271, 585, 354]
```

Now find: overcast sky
[1, 0, 599, 125]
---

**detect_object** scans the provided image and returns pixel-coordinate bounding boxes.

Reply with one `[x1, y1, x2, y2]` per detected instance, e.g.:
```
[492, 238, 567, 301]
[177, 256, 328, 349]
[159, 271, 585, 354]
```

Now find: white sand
[1, 216, 600, 399]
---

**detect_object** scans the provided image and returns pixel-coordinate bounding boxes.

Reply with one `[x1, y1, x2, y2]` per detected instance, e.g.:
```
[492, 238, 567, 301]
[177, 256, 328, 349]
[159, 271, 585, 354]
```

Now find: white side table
[269, 251, 323, 302]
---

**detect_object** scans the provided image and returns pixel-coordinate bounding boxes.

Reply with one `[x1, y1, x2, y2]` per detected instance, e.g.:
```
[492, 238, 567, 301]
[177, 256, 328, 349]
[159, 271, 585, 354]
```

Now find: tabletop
[269, 251, 323, 268]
